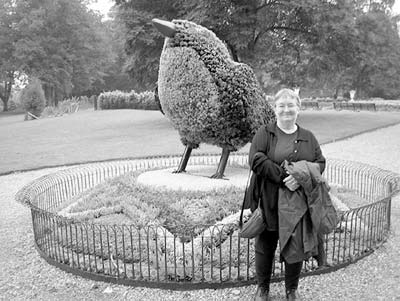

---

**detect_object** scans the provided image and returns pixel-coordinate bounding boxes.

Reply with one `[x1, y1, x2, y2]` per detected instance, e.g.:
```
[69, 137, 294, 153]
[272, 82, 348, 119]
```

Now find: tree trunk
[1, 80, 12, 112]
[54, 88, 58, 106]
[0, 86, 5, 112]
[44, 83, 59, 106]
[3, 100, 8, 111]
[333, 85, 341, 99]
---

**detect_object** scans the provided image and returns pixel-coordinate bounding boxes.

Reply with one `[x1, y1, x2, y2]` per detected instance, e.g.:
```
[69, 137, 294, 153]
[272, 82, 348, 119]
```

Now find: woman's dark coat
[278, 160, 337, 264]
[245, 122, 326, 232]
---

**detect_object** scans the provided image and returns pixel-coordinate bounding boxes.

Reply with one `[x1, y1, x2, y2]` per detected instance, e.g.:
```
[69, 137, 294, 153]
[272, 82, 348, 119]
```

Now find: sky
[87, 0, 114, 17]
[393, 0, 400, 15]
[88, 0, 400, 18]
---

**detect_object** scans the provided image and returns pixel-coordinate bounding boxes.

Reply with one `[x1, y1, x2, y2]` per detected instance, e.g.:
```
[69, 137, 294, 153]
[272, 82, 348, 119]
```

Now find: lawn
[1, 108, 400, 175]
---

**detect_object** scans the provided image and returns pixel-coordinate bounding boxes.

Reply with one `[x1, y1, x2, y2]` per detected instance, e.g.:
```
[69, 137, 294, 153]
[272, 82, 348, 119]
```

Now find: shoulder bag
[238, 170, 267, 238]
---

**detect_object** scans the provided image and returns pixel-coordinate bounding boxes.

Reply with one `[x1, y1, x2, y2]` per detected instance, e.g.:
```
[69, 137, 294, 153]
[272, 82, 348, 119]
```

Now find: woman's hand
[283, 175, 300, 191]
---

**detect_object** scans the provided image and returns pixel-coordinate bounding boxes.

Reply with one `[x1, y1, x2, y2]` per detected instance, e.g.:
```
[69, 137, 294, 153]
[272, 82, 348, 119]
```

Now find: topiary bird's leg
[210, 148, 230, 179]
[173, 145, 193, 173]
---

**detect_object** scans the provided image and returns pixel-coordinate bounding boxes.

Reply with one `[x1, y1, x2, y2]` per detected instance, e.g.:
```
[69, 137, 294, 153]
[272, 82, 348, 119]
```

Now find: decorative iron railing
[15, 154, 399, 289]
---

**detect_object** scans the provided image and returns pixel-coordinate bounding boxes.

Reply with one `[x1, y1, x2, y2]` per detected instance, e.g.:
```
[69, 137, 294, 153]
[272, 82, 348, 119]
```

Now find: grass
[1, 108, 400, 175]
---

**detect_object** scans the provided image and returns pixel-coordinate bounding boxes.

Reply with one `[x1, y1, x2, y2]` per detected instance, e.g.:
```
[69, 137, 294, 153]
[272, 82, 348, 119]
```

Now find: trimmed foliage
[52, 169, 366, 281]
[98, 90, 159, 111]
[158, 20, 276, 150]
[19, 78, 46, 117]
[56, 171, 244, 238]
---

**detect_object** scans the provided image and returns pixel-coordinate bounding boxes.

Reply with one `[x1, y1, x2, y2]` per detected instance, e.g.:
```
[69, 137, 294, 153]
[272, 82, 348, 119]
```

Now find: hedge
[98, 90, 159, 111]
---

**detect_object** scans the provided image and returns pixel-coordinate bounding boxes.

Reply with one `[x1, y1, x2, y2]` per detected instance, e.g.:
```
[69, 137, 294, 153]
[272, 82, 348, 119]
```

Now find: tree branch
[253, 25, 313, 46]
[255, 0, 283, 12]
[269, 25, 312, 35]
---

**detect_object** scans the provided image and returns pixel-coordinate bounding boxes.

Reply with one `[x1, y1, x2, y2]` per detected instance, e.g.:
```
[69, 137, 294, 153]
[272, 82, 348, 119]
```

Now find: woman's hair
[274, 88, 301, 107]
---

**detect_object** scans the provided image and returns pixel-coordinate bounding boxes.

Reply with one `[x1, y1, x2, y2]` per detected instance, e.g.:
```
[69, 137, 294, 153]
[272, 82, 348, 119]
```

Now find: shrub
[56, 170, 244, 238]
[343, 91, 350, 100]
[19, 78, 46, 117]
[98, 90, 158, 110]
[41, 106, 57, 118]
[89, 95, 97, 104]
[7, 100, 17, 111]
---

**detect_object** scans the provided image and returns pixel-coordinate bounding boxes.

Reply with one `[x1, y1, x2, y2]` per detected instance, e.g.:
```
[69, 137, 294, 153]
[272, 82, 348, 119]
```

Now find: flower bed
[15, 154, 399, 289]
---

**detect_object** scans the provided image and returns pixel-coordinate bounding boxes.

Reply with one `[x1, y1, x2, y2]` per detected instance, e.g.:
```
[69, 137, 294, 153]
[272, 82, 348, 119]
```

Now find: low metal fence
[333, 102, 377, 111]
[15, 154, 399, 289]
[301, 101, 320, 110]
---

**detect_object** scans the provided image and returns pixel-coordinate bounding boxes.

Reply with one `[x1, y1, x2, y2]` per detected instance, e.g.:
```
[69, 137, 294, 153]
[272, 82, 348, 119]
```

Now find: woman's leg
[255, 230, 279, 290]
[284, 261, 303, 292]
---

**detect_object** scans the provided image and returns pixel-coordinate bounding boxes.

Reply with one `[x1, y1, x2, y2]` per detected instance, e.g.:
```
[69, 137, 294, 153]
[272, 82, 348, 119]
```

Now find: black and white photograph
[1, 0, 400, 300]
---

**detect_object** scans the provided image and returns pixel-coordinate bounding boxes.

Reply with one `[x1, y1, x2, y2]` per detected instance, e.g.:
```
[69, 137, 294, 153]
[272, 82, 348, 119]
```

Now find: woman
[249, 88, 326, 301]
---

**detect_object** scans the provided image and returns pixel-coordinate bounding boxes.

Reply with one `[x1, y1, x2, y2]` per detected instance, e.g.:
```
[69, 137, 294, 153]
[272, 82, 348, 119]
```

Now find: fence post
[387, 182, 393, 230]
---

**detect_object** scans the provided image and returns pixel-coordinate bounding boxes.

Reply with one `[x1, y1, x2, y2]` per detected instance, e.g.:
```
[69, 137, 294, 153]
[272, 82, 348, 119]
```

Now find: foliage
[115, 0, 185, 91]
[158, 20, 275, 150]
[331, 184, 368, 209]
[98, 90, 159, 110]
[51, 166, 370, 280]
[41, 96, 92, 118]
[87, 17, 135, 94]
[352, 10, 400, 99]
[7, 100, 17, 111]
[0, 0, 114, 106]
[116, 0, 400, 99]
[56, 170, 244, 236]
[19, 78, 46, 117]
[0, 0, 17, 111]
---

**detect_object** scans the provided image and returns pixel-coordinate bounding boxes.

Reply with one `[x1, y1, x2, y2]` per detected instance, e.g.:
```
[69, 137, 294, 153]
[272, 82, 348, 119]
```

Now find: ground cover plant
[47, 167, 373, 282]
[56, 171, 366, 233]
[56, 170, 244, 239]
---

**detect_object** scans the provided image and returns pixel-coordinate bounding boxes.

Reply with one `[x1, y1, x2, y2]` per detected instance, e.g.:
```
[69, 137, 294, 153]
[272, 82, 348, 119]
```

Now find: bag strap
[239, 126, 271, 227]
[239, 169, 253, 227]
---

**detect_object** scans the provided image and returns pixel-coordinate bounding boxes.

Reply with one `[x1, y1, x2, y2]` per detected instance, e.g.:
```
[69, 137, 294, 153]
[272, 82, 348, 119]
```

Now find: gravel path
[1, 124, 400, 300]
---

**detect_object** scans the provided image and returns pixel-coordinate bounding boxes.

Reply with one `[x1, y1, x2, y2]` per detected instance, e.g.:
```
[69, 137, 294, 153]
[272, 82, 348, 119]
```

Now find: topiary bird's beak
[152, 18, 176, 38]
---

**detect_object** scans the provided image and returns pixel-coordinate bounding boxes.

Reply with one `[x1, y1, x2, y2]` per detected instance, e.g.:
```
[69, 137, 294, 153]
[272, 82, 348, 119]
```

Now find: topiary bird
[152, 19, 276, 178]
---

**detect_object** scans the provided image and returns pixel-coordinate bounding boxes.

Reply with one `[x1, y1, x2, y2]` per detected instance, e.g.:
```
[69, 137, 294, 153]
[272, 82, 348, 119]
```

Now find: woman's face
[274, 96, 300, 124]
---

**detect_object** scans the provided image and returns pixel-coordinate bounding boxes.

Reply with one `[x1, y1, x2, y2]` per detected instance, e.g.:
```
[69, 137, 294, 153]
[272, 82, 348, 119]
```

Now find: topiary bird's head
[152, 19, 232, 62]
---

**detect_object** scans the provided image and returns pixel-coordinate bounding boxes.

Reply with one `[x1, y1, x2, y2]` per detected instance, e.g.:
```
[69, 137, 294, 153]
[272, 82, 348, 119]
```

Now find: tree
[115, 0, 185, 91]
[13, 0, 113, 104]
[0, 0, 18, 111]
[116, 0, 400, 97]
[0, 0, 115, 109]
[88, 12, 135, 94]
[116, 0, 359, 92]
[352, 9, 400, 98]
[292, 0, 360, 97]
[19, 78, 46, 118]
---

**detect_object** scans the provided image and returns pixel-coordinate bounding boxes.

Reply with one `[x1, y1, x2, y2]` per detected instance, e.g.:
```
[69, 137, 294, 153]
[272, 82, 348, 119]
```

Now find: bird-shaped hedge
[155, 19, 275, 177]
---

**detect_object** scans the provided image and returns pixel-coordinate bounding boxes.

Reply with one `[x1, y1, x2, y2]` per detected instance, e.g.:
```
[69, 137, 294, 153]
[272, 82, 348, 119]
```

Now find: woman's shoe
[254, 285, 269, 301]
[286, 289, 300, 300]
